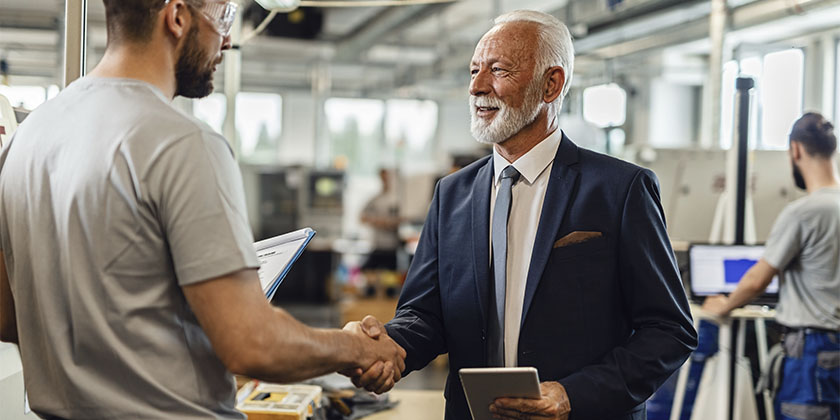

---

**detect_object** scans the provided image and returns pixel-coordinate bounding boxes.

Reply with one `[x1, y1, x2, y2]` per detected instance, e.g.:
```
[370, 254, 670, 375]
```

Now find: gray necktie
[488, 165, 520, 366]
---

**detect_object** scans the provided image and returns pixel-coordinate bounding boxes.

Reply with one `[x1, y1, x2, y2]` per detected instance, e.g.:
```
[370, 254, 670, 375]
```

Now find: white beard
[470, 80, 544, 145]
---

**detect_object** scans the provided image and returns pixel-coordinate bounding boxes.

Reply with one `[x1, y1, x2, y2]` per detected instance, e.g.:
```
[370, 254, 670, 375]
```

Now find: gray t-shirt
[763, 186, 840, 330]
[0, 77, 260, 419]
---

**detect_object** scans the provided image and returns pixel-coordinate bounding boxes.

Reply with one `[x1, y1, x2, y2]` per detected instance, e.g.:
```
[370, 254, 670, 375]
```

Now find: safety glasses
[164, 0, 239, 37]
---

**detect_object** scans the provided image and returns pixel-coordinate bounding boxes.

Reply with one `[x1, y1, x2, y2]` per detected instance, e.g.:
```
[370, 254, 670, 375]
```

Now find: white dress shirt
[489, 128, 563, 367]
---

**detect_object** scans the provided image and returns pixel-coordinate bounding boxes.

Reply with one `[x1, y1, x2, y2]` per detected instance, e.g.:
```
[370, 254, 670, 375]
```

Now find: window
[193, 93, 227, 134]
[761, 49, 804, 149]
[236, 92, 282, 162]
[325, 98, 440, 175]
[720, 60, 739, 149]
[0, 85, 47, 110]
[325, 98, 385, 175]
[385, 99, 438, 172]
[582, 83, 626, 128]
[720, 48, 804, 149]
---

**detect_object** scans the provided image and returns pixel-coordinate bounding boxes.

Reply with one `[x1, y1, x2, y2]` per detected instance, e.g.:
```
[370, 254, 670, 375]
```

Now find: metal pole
[733, 77, 754, 246]
[63, 0, 88, 87]
[755, 319, 776, 420]
[717, 321, 733, 420]
[701, 0, 727, 148]
[311, 60, 331, 168]
[223, 10, 243, 156]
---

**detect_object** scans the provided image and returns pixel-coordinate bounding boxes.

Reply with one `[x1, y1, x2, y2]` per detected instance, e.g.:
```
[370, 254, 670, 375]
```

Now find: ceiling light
[252, 0, 301, 11]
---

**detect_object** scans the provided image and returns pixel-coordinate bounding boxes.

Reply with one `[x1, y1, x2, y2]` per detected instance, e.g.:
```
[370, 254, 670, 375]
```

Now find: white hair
[493, 10, 575, 115]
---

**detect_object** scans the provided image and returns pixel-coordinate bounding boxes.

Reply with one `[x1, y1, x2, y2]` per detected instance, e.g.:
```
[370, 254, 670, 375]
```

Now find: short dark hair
[102, 0, 202, 44]
[789, 112, 837, 158]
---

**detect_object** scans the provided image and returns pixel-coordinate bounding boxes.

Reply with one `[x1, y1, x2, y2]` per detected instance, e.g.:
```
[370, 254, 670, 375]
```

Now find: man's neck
[805, 160, 840, 193]
[87, 43, 177, 99]
[495, 109, 558, 163]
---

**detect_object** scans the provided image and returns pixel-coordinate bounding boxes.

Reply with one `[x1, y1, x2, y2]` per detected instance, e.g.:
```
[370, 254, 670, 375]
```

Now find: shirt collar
[77, 76, 171, 104]
[493, 128, 563, 186]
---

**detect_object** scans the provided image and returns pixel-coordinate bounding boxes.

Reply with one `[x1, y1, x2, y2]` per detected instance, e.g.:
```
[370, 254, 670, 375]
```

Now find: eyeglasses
[164, 0, 238, 37]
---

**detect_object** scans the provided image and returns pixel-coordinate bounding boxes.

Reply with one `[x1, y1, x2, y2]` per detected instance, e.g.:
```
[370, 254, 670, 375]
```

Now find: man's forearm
[721, 261, 776, 312]
[232, 307, 363, 383]
[185, 269, 404, 386]
[722, 273, 767, 312]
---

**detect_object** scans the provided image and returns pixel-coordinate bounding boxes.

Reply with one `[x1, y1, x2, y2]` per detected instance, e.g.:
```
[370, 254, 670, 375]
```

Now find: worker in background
[360, 168, 401, 270]
[703, 112, 840, 420]
[0, 1, 404, 419]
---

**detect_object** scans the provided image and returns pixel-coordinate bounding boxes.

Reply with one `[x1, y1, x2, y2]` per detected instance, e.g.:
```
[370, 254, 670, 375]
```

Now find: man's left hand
[490, 381, 571, 420]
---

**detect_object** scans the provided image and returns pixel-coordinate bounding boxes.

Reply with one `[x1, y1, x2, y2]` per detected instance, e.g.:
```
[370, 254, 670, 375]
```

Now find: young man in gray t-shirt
[703, 112, 839, 420]
[0, 1, 404, 418]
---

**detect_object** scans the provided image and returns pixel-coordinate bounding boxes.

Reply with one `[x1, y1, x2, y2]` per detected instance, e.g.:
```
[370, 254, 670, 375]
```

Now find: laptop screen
[688, 244, 780, 298]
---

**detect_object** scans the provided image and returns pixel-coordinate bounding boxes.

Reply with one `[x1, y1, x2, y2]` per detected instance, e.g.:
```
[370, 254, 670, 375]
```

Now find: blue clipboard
[254, 228, 316, 300]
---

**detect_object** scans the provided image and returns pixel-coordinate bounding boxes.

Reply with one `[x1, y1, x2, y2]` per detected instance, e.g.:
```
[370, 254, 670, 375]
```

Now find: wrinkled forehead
[471, 21, 540, 66]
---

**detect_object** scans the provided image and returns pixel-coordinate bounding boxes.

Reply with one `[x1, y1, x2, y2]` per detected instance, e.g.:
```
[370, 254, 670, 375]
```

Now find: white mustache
[471, 96, 505, 110]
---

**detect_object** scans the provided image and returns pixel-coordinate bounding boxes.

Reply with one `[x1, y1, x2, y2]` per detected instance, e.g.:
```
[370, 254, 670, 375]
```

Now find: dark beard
[792, 161, 807, 190]
[174, 23, 214, 99]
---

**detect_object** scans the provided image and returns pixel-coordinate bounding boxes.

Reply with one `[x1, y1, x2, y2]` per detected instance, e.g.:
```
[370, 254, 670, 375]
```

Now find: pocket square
[553, 231, 603, 248]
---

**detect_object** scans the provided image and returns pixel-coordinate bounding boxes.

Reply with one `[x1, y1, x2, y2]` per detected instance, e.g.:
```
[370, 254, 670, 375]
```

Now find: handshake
[340, 315, 407, 394]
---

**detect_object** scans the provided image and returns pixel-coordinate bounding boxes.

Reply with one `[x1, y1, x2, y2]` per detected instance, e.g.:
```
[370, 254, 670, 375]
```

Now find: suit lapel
[471, 158, 494, 326]
[520, 135, 580, 329]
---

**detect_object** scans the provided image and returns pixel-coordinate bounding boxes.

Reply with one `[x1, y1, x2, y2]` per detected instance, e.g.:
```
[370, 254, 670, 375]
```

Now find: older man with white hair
[349, 10, 697, 420]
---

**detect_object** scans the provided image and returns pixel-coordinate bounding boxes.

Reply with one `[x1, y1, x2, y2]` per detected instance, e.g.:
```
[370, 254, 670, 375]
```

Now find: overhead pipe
[333, 2, 451, 62]
[574, 0, 840, 58]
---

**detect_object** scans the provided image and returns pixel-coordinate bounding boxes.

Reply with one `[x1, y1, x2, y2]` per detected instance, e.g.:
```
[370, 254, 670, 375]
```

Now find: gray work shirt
[0, 77, 259, 419]
[763, 186, 840, 330]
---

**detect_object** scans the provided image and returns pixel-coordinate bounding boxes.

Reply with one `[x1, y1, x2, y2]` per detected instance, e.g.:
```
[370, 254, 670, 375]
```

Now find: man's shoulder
[786, 188, 840, 219]
[575, 145, 647, 179]
[77, 77, 225, 145]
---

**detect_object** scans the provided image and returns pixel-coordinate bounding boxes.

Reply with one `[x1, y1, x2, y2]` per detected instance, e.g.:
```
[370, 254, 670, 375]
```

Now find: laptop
[687, 244, 780, 306]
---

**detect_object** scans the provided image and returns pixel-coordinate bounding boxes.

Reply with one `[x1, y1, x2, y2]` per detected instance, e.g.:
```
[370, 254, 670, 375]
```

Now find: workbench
[366, 389, 444, 420]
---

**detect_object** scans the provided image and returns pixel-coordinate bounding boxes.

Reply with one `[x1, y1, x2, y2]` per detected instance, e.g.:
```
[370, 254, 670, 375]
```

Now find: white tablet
[459, 367, 541, 420]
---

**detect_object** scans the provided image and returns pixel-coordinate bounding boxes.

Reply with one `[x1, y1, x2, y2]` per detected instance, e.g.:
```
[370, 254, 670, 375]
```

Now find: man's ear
[543, 66, 566, 104]
[163, 0, 192, 41]
[790, 140, 803, 161]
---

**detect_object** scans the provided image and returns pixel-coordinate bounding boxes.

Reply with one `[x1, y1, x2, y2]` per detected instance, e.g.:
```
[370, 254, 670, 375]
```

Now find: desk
[670, 305, 776, 420]
[366, 390, 444, 420]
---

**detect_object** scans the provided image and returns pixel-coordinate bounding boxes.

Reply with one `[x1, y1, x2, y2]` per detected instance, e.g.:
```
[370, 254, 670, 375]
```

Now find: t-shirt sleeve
[763, 205, 802, 271]
[146, 130, 260, 286]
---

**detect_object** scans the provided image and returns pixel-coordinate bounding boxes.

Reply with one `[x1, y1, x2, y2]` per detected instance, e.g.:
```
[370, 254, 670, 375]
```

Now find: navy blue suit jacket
[385, 135, 698, 420]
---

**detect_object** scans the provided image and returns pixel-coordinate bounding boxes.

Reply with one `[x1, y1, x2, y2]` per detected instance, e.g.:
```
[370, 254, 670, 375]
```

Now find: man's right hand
[341, 315, 406, 394]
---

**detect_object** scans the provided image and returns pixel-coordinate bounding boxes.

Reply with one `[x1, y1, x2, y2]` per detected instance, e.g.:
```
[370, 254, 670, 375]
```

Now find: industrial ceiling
[2, 0, 840, 97]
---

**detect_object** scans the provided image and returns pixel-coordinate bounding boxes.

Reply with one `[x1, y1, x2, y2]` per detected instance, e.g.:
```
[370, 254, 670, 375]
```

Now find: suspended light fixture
[244, 0, 455, 44]
[252, 0, 301, 12]
[253, 0, 455, 12]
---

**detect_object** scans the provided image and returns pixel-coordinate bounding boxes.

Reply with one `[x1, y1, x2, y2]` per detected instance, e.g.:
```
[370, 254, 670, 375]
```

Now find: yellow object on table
[236, 382, 322, 420]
